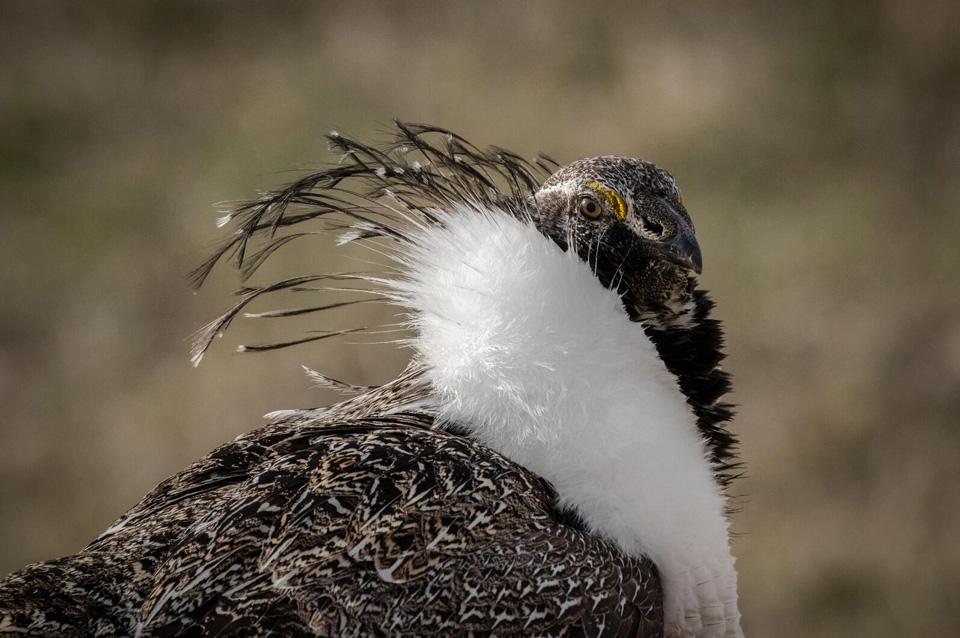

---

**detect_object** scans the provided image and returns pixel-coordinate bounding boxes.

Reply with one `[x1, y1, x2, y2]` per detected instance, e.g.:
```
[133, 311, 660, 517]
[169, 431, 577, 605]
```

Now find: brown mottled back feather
[0, 378, 662, 637]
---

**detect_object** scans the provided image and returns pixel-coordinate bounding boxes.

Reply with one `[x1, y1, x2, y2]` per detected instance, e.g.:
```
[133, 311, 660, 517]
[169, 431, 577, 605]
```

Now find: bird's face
[532, 156, 702, 321]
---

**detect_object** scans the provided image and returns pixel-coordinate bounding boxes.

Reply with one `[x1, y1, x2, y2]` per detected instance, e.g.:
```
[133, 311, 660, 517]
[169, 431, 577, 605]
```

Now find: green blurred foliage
[1, 1, 958, 636]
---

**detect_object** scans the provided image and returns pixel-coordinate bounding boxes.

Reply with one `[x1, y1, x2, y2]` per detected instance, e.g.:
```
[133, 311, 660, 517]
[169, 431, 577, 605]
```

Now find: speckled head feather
[531, 156, 703, 322]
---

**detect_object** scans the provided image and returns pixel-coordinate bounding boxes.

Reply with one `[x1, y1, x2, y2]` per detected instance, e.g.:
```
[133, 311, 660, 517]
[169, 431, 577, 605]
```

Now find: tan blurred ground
[1, 1, 958, 635]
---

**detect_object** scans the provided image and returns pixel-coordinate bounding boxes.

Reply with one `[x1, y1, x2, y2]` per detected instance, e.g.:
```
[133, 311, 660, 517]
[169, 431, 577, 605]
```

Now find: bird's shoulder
[88, 408, 662, 637]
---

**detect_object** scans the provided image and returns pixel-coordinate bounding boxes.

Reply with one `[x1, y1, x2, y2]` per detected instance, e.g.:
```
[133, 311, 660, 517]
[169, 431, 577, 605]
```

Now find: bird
[0, 122, 743, 637]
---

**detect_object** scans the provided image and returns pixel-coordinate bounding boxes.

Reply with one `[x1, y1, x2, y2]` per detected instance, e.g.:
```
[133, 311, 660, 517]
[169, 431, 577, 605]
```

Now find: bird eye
[579, 197, 602, 219]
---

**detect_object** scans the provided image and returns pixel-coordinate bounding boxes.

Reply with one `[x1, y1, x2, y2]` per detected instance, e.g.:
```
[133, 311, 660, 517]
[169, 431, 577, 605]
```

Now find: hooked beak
[660, 225, 703, 274]
[646, 198, 703, 274]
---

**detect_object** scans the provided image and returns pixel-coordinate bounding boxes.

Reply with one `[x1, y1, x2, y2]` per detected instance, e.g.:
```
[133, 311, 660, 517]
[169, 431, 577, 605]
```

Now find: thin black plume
[189, 122, 555, 363]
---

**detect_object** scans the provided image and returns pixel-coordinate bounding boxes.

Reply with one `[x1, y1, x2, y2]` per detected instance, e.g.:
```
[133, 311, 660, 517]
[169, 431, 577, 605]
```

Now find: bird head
[530, 156, 702, 322]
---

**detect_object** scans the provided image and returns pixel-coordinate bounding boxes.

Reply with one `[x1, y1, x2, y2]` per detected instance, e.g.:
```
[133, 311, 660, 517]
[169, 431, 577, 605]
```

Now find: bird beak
[660, 225, 703, 274]
[646, 198, 703, 274]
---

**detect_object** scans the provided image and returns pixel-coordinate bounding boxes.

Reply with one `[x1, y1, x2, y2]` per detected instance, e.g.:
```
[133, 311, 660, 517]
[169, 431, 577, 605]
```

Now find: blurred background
[1, 1, 958, 635]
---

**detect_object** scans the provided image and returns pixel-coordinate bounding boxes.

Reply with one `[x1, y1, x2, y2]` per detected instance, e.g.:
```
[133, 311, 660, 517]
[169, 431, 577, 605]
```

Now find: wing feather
[0, 413, 662, 637]
[137, 419, 662, 637]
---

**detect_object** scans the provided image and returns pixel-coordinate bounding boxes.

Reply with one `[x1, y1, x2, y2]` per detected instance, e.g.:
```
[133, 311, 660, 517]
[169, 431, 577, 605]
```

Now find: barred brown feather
[0, 380, 662, 637]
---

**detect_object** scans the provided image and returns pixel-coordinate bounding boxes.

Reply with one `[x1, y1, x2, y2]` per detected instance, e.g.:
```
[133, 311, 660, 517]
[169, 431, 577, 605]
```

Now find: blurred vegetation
[1, 1, 958, 636]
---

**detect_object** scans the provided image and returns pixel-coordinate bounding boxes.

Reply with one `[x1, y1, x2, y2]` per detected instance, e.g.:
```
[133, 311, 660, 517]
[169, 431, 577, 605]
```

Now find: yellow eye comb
[586, 182, 627, 219]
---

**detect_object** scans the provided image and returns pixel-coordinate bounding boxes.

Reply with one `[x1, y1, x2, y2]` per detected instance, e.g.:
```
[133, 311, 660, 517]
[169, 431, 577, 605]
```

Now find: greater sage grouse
[0, 123, 743, 638]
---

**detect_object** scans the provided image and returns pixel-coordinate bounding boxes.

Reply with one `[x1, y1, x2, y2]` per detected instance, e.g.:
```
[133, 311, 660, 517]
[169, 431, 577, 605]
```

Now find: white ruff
[388, 204, 743, 638]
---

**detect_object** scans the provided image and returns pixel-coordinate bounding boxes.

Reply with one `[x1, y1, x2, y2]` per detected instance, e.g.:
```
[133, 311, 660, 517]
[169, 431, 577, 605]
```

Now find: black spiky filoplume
[0, 122, 739, 637]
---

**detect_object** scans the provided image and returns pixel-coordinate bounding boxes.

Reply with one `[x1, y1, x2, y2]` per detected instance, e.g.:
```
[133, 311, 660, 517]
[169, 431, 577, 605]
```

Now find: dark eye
[579, 197, 602, 219]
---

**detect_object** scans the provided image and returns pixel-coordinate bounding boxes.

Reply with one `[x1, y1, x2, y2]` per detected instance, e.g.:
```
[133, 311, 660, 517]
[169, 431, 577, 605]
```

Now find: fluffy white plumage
[389, 204, 743, 638]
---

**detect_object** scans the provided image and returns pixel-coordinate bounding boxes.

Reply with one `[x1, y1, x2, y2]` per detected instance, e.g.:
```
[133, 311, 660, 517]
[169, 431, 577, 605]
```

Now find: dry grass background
[1, 1, 959, 636]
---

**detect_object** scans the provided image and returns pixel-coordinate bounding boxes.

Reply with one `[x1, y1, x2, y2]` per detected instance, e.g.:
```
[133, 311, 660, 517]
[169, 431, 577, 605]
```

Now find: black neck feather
[637, 291, 740, 489]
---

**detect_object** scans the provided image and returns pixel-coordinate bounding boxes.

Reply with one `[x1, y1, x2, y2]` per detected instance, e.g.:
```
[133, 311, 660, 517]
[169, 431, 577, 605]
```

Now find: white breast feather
[387, 203, 743, 638]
